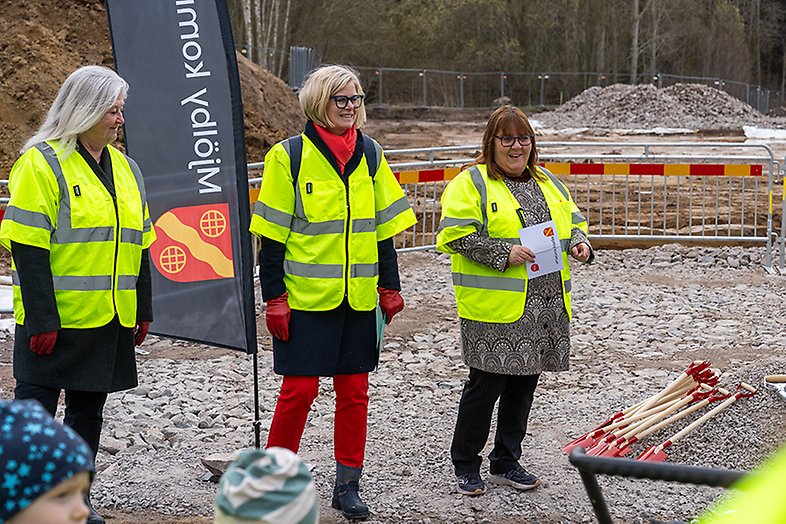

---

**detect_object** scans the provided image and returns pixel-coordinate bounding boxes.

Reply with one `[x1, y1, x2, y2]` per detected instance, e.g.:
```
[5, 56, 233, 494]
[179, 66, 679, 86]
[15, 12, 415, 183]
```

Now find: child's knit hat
[214, 447, 318, 524]
[0, 399, 94, 523]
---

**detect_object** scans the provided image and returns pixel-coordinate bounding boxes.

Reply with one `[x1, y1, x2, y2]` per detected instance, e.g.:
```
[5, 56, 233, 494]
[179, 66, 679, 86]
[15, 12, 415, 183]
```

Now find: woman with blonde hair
[250, 65, 416, 519]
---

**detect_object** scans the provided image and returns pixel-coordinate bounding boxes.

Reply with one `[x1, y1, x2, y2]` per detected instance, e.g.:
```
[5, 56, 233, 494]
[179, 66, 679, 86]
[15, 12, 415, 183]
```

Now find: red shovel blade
[613, 444, 632, 457]
[562, 433, 604, 454]
[586, 441, 611, 456]
[562, 411, 626, 454]
[637, 445, 668, 462]
[613, 436, 639, 458]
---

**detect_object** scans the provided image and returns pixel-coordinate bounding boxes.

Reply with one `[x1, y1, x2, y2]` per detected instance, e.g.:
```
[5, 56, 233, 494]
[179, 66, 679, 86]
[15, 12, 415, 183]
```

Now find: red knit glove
[134, 321, 150, 346]
[30, 330, 58, 355]
[266, 292, 291, 341]
[378, 287, 404, 324]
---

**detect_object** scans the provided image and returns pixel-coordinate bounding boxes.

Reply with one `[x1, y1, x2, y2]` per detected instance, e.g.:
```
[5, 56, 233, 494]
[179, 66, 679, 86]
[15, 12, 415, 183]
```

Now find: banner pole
[252, 351, 261, 448]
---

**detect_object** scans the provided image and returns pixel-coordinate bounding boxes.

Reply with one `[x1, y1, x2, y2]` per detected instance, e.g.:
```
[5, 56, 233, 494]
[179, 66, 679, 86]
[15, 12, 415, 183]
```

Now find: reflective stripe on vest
[443, 164, 575, 323]
[29, 143, 144, 327]
[250, 134, 414, 311]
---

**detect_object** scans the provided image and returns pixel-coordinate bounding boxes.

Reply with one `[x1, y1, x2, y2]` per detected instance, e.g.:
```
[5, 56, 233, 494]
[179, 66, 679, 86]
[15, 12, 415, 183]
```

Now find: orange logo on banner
[542, 226, 555, 237]
[150, 203, 235, 283]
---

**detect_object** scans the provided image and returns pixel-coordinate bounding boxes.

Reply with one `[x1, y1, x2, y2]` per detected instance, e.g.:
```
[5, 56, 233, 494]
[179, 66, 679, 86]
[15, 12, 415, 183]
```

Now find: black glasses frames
[330, 95, 365, 109]
[495, 135, 534, 147]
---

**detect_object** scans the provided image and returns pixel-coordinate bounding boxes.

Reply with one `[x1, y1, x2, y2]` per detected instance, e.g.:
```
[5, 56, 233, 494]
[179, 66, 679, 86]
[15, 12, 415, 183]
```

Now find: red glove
[266, 292, 291, 341]
[378, 287, 404, 324]
[30, 330, 58, 355]
[134, 321, 150, 346]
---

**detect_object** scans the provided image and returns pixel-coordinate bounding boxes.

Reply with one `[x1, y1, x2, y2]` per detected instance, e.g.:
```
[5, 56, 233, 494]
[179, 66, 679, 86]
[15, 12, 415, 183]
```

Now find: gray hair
[22, 65, 129, 159]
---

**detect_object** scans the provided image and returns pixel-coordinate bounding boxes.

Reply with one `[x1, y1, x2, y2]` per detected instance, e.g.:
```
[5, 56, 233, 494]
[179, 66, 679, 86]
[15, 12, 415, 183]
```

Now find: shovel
[764, 375, 786, 400]
[585, 396, 686, 456]
[563, 382, 693, 454]
[562, 361, 713, 454]
[637, 383, 757, 462]
[602, 385, 721, 458]
[598, 386, 715, 457]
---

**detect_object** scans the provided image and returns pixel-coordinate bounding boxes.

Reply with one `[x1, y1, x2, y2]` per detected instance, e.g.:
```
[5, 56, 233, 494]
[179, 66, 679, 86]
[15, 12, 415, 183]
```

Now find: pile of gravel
[83, 245, 786, 523]
[533, 83, 786, 131]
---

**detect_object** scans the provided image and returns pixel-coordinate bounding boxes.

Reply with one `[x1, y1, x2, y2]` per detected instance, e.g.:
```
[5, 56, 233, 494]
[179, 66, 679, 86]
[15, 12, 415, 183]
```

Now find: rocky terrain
[532, 83, 786, 132]
[1, 245, 781, 523]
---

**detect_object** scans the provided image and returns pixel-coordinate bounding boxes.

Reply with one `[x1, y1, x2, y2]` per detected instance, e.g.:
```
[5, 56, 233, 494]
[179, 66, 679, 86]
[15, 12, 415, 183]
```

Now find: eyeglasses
[330, 95, 365, 109]
[495, 135, 534, 147]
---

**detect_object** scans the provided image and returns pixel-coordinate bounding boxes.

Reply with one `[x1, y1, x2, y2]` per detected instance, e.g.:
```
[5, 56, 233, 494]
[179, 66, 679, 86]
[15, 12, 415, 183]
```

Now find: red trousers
[266, 373, 369, 468]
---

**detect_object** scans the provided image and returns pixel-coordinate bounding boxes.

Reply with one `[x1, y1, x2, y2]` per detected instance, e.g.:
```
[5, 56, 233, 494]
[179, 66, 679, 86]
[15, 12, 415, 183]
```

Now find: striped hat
[214, 447, 318, 524]
[0, 399, 94, 523]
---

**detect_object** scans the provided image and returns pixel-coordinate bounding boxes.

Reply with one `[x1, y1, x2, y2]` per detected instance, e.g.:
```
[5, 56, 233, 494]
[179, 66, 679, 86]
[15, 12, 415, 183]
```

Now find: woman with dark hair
[0, 65, 155, 523]
[437, 105, 592, 496]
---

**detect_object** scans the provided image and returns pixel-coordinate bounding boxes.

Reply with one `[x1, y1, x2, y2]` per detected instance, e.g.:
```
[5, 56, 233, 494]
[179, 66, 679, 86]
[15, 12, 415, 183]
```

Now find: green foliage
[230, 0, 785, 89]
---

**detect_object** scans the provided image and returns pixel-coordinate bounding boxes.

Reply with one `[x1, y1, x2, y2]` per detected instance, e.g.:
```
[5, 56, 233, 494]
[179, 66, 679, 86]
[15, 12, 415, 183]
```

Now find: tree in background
[227, 0, 785, 97]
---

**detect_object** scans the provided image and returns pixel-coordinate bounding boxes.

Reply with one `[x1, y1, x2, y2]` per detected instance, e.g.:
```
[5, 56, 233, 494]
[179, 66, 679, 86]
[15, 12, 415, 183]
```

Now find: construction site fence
[353, 68, 783, 115]
[247, 140, 782, 272]
[0, 141, 782, 272]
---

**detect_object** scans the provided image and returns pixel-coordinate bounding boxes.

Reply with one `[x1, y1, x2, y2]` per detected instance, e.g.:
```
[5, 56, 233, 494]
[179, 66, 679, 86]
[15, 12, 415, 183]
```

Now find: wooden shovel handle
[667, 384, 752, 445]
[634, 374, 695, 414]
[634, 398, 709, 441]
[764, 375, 786, 383]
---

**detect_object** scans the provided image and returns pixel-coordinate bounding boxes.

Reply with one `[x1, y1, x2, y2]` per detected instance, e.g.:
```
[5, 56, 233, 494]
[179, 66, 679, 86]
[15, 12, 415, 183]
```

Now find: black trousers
[15, 380, 108, 459]
[451, 368, 540, 476]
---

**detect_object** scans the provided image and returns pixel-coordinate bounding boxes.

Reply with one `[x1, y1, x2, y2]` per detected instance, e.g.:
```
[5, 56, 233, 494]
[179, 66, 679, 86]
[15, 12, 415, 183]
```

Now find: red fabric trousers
[266, 373, 369, 468]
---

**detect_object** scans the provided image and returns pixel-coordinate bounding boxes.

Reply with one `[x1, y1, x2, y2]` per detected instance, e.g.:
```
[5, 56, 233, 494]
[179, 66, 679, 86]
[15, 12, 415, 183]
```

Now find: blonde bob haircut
[23, 65, 128, 160]
[299, 65, 367, 130]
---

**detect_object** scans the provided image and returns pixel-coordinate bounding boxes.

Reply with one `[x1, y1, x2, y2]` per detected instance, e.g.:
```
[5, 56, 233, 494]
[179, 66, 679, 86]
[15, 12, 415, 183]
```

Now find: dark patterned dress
[447, 173, 591, 376]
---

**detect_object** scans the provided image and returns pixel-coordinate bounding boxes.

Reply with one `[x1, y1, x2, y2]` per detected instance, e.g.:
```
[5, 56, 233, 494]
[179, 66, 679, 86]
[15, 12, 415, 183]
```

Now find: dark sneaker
[489, 466, 541, 491]
[456, 472, 486, 496]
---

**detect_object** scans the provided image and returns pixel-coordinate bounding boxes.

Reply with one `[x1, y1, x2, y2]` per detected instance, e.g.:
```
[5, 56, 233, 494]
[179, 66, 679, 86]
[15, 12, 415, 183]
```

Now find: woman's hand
[30, 331, 58, 355]
[378, 287, 405, 324]
[134, 321, 150, 346]
[571, 242, 591, 262]
[507, 245, 536, 267]
[266, 292, 291, 341]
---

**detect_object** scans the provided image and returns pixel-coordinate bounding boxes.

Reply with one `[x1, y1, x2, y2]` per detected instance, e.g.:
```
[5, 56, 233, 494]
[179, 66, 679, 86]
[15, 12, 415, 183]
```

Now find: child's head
[0, 400, 95, 524]
[214, 447, 318, 524]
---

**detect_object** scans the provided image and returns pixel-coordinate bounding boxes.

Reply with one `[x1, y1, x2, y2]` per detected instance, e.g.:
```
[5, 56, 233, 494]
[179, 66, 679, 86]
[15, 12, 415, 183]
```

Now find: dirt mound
[534, 83, 786, 131]
[0, 0, 301, 176]
[237, 54, 303, 163]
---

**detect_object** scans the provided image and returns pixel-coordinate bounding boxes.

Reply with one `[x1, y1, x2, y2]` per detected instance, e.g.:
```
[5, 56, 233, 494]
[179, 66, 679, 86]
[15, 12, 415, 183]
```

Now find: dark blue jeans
[14, 380, 108, 459]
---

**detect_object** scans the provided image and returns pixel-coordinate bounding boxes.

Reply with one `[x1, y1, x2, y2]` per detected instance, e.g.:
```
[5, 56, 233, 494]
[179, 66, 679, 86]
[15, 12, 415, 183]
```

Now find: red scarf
[314, 123, 357, 174]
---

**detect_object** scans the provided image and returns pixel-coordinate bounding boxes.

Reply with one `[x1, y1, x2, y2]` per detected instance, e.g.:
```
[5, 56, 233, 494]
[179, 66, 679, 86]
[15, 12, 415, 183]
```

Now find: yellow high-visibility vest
[0, 141, 155, 328]
[699, 445, 786, 523]
[436, 164, 588, 323]
[249, 134, 416, 311]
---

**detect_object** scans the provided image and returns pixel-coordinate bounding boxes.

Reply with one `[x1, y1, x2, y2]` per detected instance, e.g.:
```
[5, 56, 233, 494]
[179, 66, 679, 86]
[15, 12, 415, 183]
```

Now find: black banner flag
[107, 0, 257, 354]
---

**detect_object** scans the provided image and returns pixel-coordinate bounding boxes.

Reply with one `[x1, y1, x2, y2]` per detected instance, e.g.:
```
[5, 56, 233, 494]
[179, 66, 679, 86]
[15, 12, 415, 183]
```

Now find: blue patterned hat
[214, 447, 318, 524]
[0, 399, 94, 523]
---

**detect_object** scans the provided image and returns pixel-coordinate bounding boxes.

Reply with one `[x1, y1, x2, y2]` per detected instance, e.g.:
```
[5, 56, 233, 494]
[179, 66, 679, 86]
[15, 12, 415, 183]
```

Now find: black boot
[85, 495, 105, 524]
[331, 462, 370, 520]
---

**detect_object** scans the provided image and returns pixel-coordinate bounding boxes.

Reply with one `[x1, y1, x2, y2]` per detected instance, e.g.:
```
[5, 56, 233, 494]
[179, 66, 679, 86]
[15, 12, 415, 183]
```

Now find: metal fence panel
[355, 67, 781, 113]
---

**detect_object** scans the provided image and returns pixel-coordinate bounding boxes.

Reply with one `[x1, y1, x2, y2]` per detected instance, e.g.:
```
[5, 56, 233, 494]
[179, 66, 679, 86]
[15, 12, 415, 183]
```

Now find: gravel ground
[531, 83, 786, 131]
[49, 245, 785, 523]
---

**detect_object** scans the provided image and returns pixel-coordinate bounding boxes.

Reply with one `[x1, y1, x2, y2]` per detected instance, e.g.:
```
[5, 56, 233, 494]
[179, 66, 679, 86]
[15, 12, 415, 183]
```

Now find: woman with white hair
[0, 65, 156, 524]
[250, 64, 416, 519]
